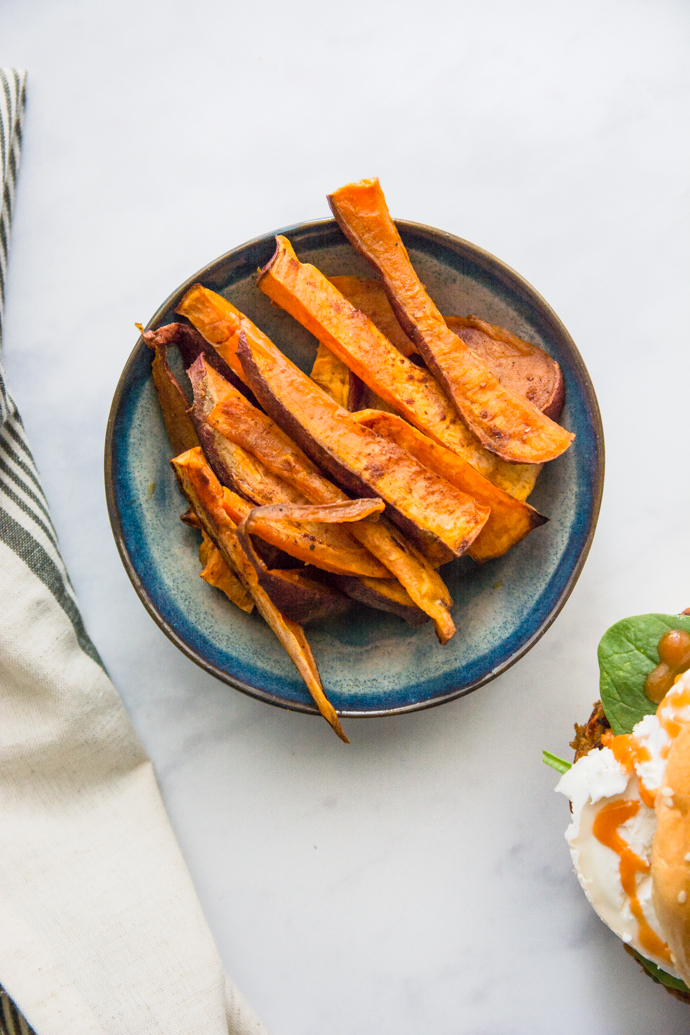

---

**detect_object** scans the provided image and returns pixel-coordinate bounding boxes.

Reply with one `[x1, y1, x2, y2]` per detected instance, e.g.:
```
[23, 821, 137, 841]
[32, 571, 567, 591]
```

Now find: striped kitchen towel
[0, 69, 267, 1035]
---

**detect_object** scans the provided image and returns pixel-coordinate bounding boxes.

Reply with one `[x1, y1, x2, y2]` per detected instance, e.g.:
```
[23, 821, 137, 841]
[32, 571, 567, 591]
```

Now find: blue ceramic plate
[105, 219, 604, 717]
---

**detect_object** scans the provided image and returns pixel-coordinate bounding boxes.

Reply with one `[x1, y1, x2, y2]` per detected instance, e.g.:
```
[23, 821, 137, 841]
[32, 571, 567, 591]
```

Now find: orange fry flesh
[198, 530, 254, 613]
[353, 410, 547, 562]
[328, 177, 574, 464]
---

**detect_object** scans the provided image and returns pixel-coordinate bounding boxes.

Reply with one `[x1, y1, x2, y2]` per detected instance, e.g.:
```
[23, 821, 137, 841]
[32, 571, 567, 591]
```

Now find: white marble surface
[2, 1, 690, 1031]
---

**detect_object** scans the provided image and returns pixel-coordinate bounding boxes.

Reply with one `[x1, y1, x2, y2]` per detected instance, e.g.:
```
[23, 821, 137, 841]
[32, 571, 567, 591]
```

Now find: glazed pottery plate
[105, 219, 604, 717]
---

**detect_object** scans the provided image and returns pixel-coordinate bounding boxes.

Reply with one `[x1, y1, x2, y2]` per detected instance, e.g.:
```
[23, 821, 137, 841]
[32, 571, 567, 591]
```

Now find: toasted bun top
[652, 723, 690, 985]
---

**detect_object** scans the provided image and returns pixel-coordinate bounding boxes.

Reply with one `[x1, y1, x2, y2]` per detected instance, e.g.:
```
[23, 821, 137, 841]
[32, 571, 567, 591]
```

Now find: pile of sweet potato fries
[144, 177, 574, 741]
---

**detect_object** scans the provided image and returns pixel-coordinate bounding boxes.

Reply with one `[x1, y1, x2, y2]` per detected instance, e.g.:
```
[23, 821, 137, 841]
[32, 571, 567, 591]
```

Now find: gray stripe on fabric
[0, 452, 56, 530]
[0, 507, 103, 669]
[0, 428, 53, 513]
[0, 985, 36, 1035]
[0, 477, 60, 552]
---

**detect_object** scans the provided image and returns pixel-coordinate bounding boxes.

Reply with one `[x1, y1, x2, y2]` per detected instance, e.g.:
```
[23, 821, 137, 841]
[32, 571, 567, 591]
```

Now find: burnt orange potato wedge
[236, 499, 383, 624]
[176, 286, 250, 384]
[331, 574, 428, 626]
[198, 529, 254, 613]
[328, 177, 574, 464]
[219, 481, 386, 577]
[188, 355, 310, 506]
[189, 356, 387, 578]
[445, 316, 565, 422]
[207, 379, 455, 642]
[234, 327, 490, 566]
[172, 448, 348, 742]
[145, 337, 200, 456]
[257, 236, 539, 502]
[178, 287, 455, 640]
[143, 321, 257, 406]
[353, 410, 547, 562]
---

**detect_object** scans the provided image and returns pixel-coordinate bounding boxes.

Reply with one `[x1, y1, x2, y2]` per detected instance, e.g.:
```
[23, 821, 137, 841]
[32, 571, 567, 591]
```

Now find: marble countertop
[3, 1, 690, 1032]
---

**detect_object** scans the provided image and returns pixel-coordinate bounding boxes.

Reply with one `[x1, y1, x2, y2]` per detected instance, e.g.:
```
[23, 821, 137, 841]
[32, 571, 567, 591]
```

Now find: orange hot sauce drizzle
[600, 732, 655, 808]
[592, 800, 674, 965]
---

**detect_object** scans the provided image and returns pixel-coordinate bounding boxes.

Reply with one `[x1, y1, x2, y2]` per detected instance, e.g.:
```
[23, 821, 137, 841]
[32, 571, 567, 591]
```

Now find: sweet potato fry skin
[332, 574, 428, 626]
[445, 316, 565, 422]
[328, 177, 574, 464]
[171, 448, 348, 741]
[234, 327, 490, 565]
[353, 410, 547, 562]
[146, 339, 200, 456]
[257, 236, 539, 502]
[263, 569, 350, 625]
[175, 286, 454, 639]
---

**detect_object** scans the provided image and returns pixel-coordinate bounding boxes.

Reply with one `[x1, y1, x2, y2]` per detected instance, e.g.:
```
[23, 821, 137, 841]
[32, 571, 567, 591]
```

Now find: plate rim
[104, 216, 605, 719]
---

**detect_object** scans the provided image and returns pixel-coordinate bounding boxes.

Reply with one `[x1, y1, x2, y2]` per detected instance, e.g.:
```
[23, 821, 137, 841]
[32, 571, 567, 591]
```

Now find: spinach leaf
[542, 750, 571, 774]
[599, 614, 690, 735]
[631, 949, 690, 994]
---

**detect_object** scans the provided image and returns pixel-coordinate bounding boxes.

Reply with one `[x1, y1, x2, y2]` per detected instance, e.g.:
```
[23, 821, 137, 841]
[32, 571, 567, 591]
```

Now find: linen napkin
[0, 69, 268, 1035]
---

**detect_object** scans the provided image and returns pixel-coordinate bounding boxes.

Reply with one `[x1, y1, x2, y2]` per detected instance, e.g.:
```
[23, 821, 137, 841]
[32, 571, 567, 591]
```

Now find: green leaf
[542, 750, 572, 774]
[631, 949, 690, 993]
[598, 614, 690, 736]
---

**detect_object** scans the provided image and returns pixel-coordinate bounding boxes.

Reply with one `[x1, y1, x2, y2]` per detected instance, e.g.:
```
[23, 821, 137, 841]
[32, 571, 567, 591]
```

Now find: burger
[545, 612, 690, 1001]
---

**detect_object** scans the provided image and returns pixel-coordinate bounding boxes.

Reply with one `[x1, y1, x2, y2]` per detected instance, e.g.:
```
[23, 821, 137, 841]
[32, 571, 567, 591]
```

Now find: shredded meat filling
[570, 700, 611, 761]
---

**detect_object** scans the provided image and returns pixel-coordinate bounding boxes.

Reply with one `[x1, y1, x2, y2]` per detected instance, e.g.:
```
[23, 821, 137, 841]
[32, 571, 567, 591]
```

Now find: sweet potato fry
[445, 316, 565, 421]
[236, 499, 383, 623]
[216, 480, 386, 577]
[328, 177, 574, 464]
[233, 327, 490, 565]
[328, 279, 564, 422]
[352, 410, 547, 562]
[188, 356, 385, 577]
[171, 448, 348, 742]
[205, 379, 455, 642]
[146, 337, 200, 456]
[257, 236, 539, 502]
[329, 275, 418, 357]
[198, 530, 254, 612]
[176, 286, 249, 384]
[310, 342, 365, 411]
[331, 574, 428, 626]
